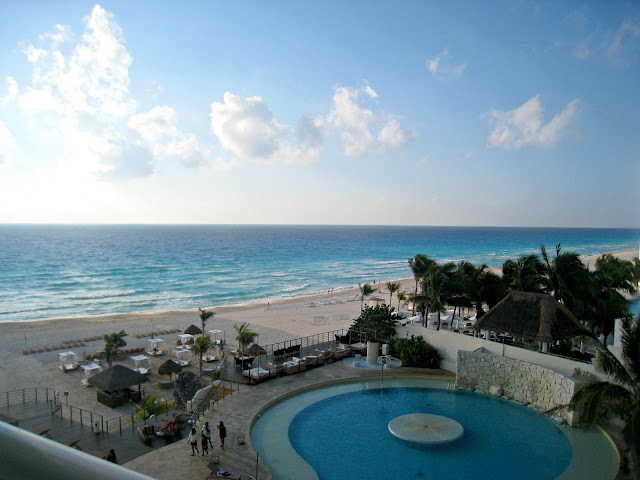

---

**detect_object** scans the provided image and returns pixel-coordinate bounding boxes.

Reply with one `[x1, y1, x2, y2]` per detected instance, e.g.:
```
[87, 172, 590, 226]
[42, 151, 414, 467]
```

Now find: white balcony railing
[0, 421, 156, 480]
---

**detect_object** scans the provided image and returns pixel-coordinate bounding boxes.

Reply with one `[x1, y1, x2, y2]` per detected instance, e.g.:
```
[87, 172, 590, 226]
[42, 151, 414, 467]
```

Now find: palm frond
[571, 382, 633, 426]
[621, 316, 640, 387]
[629, 408, 640, 478]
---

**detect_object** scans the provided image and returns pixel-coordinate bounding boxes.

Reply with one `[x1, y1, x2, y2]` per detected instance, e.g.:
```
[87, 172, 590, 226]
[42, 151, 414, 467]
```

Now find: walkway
[123, 362, 454, 479]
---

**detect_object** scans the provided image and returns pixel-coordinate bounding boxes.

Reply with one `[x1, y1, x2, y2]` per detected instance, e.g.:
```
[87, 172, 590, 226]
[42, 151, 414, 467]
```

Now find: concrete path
[123, 362, 454, 479]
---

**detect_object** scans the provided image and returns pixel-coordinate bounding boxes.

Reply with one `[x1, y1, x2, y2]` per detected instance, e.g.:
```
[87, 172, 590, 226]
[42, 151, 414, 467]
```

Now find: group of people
[188, 421, 226, 456]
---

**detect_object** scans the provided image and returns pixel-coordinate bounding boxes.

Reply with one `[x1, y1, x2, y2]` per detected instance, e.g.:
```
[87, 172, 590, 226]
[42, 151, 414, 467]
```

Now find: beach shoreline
[1, 248, 637, 329]
[0, 248, 637, 421]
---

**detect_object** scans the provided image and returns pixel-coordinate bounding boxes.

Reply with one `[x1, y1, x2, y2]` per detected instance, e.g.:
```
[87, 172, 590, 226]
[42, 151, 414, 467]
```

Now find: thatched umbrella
[474, 291, 593, 343]
[242, 343, 267, 356]
[184, 324, 202, 335]
[87, 364, 149, 392]
[158, 359, 182, 380]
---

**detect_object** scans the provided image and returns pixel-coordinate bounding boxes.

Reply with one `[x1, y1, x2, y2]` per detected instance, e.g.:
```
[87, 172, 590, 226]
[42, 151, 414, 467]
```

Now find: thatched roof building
[474, 291, 593, 343]
[184, 324, 203, 335]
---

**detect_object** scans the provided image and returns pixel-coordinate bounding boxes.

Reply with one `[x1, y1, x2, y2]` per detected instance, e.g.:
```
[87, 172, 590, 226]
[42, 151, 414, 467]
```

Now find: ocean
[0, 225, 637, 323]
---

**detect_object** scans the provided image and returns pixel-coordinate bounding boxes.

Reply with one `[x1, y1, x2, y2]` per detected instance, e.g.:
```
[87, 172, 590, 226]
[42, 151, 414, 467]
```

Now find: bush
[392, 335, 441, 369]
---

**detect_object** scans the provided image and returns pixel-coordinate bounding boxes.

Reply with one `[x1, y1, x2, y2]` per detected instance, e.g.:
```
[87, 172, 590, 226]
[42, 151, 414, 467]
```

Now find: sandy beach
[0, 248, 636, 419]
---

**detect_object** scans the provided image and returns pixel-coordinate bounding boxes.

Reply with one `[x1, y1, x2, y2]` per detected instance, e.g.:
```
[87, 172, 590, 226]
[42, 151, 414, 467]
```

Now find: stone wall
[456, 350, 581, 426]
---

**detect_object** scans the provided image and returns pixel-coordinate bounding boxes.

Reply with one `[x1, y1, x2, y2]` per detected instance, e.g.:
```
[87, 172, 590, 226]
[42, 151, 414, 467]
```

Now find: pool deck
[123, 362, 455, 480]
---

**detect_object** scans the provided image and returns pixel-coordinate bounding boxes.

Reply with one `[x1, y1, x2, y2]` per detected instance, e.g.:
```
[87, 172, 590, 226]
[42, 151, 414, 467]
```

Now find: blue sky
[0, 1, 638, 227]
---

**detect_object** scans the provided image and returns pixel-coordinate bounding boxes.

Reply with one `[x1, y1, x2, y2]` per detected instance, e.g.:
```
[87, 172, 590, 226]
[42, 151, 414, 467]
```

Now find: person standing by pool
[201, 432, 209, 456]
[218, 421, 227, 448]
[202, 421, 213, 448]
[187, 427, 199, 456]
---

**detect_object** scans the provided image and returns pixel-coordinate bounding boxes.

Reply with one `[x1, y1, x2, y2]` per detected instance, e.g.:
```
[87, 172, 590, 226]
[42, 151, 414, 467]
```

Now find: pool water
[289, 387, 571, 480]
[251, 378, 618, 480]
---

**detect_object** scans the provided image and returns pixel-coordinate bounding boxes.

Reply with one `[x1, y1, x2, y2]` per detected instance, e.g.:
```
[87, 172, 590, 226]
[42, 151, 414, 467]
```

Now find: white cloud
[210, 92, 320, 164]
[12, 5, 207, 179]
[485, 95, 579, 150]
[427, 49, 467, 80]
[1, 77, 18, 104]
[0, 120, 16, 165]
[607, 16, 640, 61]
[324, 85, 414, 156]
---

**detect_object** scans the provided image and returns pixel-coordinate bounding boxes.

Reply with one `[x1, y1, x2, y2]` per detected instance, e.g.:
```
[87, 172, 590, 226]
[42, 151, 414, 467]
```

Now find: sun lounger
[242, 367, 269, 382]
[332, 346, 351, 360]
[38, 428, 52, 439]
[68, 440, 82, 450]
[283, 361, 300, 375]
[266, 362, 284, 376]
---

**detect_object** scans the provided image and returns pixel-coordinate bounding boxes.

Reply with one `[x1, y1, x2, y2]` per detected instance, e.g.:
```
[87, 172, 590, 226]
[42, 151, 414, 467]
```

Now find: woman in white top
[187, 427, 200, 456]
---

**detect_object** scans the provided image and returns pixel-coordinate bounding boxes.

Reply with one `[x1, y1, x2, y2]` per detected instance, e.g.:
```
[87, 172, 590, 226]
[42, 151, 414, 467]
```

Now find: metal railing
[54, 402, 104, 431]
[190, 356, 237, 426]
[103, 399, 175, 434]
[1, 387, 56, 408]
[258, 328, 348, 356]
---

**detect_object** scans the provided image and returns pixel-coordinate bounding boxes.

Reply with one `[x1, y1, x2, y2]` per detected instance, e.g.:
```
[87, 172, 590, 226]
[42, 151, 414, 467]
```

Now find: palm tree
[586, 253, 637, 341]
[547, 315, 640, 477]
[234, 322, 257, 352]
[541, 243, 592, 317]
[386, 281, 400, 306]
[424, 261, 456, 330]
[358, 282, 375, 312]
[397, 291, 407, 312]
[193, 336, 214, 378]
[409, 254, 436, 315]
[502, 254, 545, 293]
[103, 330, 127, 367]
[198, 308, 215, 338]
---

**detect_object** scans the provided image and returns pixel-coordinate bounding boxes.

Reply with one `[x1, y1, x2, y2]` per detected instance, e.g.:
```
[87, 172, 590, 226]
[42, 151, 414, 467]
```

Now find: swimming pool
[250, 377, 619, 480]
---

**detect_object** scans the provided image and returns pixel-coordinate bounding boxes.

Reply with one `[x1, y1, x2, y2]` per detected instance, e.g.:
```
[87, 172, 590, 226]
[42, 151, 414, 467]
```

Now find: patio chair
[284, 362, 300, 375]
[267, 362, 284, 376]
[68, 440, 82, 450]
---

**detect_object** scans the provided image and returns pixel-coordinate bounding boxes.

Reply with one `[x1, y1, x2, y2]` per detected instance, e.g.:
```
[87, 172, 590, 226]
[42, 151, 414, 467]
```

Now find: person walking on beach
[218, 421, 227, 448]
[202, 421, 213, 448]
[201, 432, 209, 455]
[187, 428, 199, 455]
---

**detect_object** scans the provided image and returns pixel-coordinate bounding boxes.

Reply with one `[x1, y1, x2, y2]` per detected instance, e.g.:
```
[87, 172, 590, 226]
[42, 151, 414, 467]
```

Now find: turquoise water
[288, 388, 572, 480]
[0, 225, 637, 322]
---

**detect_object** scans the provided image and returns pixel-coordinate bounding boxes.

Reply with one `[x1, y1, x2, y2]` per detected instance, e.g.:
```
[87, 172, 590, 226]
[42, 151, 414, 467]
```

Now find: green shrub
[392, 335, 441, 369]
[350, 304, 396, 343]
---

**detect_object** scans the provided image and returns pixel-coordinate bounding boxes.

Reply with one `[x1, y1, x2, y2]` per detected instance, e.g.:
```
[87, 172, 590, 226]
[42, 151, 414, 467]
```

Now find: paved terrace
[124, 362, 454, 480]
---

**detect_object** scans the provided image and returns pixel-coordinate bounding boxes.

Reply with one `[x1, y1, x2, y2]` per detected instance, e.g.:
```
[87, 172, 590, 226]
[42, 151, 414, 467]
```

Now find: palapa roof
[474, 291, 593, 343]
[158, 359, 183, 376]
[87, 364, 149, 391]
[184, 324, 203, 335]
[243, 343, 267, 356]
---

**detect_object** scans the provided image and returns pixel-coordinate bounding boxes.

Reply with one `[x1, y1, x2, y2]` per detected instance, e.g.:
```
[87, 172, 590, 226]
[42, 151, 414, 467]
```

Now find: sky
[0, 1, 638, 227]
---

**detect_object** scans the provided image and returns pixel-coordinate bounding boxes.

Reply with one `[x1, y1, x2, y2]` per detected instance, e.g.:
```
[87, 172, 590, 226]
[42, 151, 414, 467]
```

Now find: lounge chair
[267, 362, 284, 376]
[68, 440, 82, 450]
[332, 346, 351, 360]
[284, 361, 300, 375]
[242, 367, 270, 382]
[38, 428, 52, 439]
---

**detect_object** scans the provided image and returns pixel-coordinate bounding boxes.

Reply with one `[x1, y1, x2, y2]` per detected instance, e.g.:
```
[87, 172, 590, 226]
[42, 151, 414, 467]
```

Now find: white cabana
[208, 329, 225, 345]
[58, 352, 79, 372]
[81, 363, 102, 385]
[172, 349, 192, 366]
[146, 338, 165, 356]
[203, 344, 220, 363]
[129, 355, 152, 375]
[177, 334, 194, 345]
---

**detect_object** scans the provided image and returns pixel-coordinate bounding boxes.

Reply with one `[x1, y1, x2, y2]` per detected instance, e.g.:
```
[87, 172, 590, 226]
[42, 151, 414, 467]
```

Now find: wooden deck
[0, 399, 187, 464]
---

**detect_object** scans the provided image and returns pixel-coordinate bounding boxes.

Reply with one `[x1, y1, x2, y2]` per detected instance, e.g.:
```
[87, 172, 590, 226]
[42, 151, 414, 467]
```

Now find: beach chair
[38, 428, 52, 439]
[68, 440, 82, 450]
